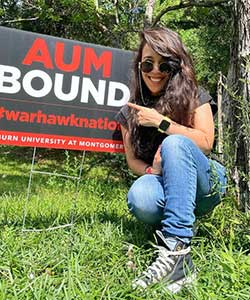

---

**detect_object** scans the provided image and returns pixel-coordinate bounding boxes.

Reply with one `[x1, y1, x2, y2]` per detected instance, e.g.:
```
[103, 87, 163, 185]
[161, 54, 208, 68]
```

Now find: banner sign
[0, 26, 133, 152]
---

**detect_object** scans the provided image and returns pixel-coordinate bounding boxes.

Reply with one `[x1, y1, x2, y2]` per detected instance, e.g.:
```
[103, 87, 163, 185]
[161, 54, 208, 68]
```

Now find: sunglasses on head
[139, 61, 172, 74]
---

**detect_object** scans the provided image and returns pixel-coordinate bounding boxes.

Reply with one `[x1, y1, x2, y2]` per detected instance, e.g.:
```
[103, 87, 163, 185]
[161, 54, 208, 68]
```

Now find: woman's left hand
[128, 102, 163, 127]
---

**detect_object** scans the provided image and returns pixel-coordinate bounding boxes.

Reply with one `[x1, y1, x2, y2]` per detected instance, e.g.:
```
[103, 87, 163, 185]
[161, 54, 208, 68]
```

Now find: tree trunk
[114, 0, 120, 25]
[223, 0, 250, 210]
[144, 0, 156, 27]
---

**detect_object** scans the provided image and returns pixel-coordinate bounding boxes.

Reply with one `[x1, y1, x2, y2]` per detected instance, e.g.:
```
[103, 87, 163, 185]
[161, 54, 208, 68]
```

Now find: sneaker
[132, 230, 196, 293]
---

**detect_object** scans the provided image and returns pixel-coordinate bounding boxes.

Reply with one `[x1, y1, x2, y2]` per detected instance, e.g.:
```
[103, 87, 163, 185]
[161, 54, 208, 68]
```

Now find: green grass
[0, 146, 249, 299]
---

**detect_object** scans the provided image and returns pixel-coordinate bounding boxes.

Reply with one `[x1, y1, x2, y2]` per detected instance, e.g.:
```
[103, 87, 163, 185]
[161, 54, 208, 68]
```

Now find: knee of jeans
[161, 134, 193, 156]
[127, 182, 162, 225]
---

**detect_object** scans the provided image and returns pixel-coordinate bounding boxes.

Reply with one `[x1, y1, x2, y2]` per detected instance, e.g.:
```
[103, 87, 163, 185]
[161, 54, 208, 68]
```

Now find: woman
[116, 27, 227, 292]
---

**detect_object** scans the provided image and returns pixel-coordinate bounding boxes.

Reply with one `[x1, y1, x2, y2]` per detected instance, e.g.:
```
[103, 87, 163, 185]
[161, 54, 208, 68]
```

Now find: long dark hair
[128, 27, 199, 163]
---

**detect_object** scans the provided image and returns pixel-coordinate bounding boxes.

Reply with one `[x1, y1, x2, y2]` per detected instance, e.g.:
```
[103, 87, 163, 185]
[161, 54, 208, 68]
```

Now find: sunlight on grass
[0, 146, 249, 299]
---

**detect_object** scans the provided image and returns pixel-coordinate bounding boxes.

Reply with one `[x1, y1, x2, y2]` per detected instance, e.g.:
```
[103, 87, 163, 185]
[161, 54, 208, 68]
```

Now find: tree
[144, 0, 156, 27]
[223, 0, 250, 210]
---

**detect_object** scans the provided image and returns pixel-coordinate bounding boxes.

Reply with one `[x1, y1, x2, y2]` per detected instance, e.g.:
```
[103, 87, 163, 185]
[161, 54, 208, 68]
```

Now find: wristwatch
[158, 117, 171, 133]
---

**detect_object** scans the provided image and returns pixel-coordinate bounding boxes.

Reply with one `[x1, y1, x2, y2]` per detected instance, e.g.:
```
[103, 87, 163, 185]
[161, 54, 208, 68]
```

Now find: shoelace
[134, 244, 191, 287]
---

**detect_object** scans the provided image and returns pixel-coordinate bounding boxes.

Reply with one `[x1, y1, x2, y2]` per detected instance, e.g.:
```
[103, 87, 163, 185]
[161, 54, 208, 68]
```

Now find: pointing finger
[127, 102, 143, 111]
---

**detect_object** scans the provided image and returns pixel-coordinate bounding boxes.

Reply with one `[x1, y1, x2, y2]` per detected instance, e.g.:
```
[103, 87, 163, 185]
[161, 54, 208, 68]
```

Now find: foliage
[0, 0, 232, 93]
[0, 0, 145, 47]
[0, 0, 105, 44]
[96, 0, 145, 48]
[154, 1, 232, 94]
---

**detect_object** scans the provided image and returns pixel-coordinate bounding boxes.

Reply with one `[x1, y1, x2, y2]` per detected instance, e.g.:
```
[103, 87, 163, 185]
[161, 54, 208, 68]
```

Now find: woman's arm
[168, 103, 214, 155]
[127, 102, 214, 155]
[121, 125, 149, 176]
[121, 125, 161, 175]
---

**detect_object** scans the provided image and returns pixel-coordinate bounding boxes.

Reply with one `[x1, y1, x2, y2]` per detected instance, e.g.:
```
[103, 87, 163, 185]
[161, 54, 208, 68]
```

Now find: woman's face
[140, 43, 171, 96]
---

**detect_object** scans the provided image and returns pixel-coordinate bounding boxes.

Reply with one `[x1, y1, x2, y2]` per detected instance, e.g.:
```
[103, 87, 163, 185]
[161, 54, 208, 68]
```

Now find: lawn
[0, 146, 249, 300]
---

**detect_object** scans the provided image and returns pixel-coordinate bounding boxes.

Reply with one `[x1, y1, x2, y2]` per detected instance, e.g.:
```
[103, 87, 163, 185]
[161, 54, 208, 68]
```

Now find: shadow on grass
[0, 145, 67, 162]
[0, 208, 155, 247]
[0, 146, 133, 197]
[0, 147, 70, 195]
[0, 146, 153, 245]
[0, 174, 29, 195]
[0, 146, 135, 185]
[3, 200, 249, 253]
[0, 172, 60, 195]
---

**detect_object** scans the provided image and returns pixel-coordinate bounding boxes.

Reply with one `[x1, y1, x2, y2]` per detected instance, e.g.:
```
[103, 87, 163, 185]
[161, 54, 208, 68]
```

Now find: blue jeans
[127, 135, 227, 242]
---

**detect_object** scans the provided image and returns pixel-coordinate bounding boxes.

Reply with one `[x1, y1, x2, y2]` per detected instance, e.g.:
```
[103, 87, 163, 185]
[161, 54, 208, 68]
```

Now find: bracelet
[144, 165, 150, 173]
[145, 166, 152, 174]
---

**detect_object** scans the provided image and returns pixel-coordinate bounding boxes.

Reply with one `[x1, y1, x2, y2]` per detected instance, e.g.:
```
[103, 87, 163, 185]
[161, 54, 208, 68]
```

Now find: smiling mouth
[149, 77, 162, 83]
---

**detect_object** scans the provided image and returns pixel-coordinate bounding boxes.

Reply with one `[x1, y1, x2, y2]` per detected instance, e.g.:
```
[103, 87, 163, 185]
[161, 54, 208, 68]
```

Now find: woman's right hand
[151, 145, 162, 175]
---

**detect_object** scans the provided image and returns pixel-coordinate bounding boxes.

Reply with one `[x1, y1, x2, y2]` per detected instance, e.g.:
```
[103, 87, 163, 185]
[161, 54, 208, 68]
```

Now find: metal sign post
[22, 147, 85, 232]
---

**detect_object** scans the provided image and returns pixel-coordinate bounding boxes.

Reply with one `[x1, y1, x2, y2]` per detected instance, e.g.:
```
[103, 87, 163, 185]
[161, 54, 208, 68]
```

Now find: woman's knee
[127, 175, 163, 225]
[161, 134, 195, 160]
[162, 134, 194, 151]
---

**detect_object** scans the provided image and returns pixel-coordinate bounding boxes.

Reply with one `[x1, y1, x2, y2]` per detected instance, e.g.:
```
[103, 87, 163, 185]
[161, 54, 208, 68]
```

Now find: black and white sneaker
[132, 230, 196, 293]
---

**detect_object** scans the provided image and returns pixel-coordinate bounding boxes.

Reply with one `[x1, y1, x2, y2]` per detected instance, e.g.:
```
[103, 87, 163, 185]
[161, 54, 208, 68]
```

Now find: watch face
[159, 119, 170, 131]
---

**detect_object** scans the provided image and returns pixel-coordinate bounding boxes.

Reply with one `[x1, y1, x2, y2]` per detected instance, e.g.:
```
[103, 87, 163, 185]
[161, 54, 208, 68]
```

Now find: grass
[0, 145, 249, 299]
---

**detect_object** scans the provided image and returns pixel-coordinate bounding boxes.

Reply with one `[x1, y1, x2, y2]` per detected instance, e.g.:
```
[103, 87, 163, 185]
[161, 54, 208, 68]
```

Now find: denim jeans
[127, 135, 227, 243]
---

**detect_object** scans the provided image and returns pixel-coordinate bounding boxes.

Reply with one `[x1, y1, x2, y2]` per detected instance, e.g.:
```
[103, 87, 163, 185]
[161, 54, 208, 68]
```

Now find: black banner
[0, 26, 133, 152]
